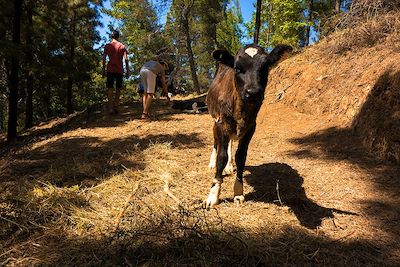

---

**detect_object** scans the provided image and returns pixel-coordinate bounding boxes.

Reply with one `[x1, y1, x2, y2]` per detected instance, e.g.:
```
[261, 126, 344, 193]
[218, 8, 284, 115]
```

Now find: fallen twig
[276, 180, 283, 206]
[113, 182, 140, 231]
[164, 180, 181, 205]
[0, 215, 28, 232]
[121, 164, 129, 171]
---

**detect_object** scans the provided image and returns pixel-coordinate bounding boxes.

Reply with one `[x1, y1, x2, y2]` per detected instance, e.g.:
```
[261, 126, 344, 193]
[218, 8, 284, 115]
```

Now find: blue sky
[97, 0, 256, 47]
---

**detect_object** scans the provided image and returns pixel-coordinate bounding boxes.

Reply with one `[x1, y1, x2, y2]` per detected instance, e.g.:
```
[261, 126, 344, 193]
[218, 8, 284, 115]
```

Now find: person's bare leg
[107, 88, 114, 113]
[142, 93, 147, 115]
[144, 93, 153, 117]
[114, 87, 121, 113]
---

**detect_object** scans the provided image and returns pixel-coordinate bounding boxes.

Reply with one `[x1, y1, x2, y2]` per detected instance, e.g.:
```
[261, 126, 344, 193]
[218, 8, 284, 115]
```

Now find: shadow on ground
[1, 130, 206, 181]
[286, 70, 400, 258]
[0, 99, 199, 158]
[0, 215, 387, 266]
[245, 162, 357, 229]
[288, 125, 400, 248]
[352, 69, 400, 164]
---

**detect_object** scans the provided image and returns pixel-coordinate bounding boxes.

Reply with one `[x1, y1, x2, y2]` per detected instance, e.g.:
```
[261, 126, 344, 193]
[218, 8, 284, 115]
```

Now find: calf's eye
[235, 67, 245, 74]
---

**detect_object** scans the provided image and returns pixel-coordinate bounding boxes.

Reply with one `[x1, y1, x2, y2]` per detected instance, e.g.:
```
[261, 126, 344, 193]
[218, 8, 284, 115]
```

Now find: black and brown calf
[204, 44, 292, 209]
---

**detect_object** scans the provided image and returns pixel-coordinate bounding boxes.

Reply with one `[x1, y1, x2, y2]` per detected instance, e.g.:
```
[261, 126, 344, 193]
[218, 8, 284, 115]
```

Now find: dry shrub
[323, 11, 400, 54]
[338, 0, 400, 28]
[321, 0, 400, 54]
[113, 205, 259, 266]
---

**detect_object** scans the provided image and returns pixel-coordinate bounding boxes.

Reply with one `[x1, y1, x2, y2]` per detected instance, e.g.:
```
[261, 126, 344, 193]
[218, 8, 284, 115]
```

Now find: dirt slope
[0, 97, 399, 266]
[261, 38, 400, 163]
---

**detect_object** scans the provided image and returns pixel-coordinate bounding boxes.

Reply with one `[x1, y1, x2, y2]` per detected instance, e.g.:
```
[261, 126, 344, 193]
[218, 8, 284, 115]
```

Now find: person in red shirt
[102, 30, 130, 114]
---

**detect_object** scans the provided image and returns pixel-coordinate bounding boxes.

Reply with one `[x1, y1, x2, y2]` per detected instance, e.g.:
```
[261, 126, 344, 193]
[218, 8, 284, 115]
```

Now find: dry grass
[2, 6, 400, 263]
[1, 22, 400, 263]
[318, 0, 400, 55]
[321, 11, 400, 54]
[1, 96, 399, 266]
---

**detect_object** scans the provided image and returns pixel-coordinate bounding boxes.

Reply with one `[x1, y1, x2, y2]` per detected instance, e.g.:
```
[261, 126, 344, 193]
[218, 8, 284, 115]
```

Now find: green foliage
[313, 0, 343, 37]
[163, 0, 239, 92]
[216, 2, 244, 54]
[246, 0, 306, 48]
[74, 65, 108, 110]
[244, 0, 353, 49]
[1, 0, 104, 135]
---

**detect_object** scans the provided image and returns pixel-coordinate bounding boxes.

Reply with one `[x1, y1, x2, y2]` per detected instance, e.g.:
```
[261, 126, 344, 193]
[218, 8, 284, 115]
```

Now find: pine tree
[216, 0, 243, 54]
[0, 0, 14, 133]
[2, 0, 102, 137]
[24, 0, 33, 128]
[254, 0, 262, 44]
[164, 0, 232, 93]
[7, 0, 22, 142]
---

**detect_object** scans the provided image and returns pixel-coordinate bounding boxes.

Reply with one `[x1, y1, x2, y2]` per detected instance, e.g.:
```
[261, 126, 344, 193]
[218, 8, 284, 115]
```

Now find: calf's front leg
[234, 125, 256, 205]
[204, 122, 229, 209]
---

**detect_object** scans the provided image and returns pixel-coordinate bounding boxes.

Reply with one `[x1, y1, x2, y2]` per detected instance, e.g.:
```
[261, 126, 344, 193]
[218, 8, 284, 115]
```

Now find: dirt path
[1, 99, 399, 266]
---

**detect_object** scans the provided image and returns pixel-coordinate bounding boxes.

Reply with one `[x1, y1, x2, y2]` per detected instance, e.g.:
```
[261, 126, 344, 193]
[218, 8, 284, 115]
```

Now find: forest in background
[0, 0, 378, 142]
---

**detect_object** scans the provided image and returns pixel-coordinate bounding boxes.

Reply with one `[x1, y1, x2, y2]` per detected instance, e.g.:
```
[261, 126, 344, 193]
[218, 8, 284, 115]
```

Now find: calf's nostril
[246, 89, 259, 96]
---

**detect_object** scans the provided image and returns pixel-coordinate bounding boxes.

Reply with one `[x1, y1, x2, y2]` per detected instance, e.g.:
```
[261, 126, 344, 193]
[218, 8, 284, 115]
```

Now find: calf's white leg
[204, 179, 222, 208]
[208, 147, 217, 169]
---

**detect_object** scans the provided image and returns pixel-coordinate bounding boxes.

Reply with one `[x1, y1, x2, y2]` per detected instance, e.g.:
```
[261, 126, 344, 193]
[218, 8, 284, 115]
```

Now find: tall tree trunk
[305, 0, 313, 46]
[173, 45, 180, 92]
[0, 100, 3, 131]
[265, 3, 273, 47]
[182, 4, 200, 95]
[67, 25, 76, 114]
[335, 0, 341, 13]
[7, 0, 22, 142]
[43, 85, 51, 119]
[66, 76, 73, 114]
[254, 0, 262, 44]
[25, 0, 33, 128]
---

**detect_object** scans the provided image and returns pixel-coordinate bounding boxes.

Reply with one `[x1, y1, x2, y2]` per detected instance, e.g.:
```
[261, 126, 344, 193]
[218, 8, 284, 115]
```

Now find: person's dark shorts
[106, 72, 123, 88]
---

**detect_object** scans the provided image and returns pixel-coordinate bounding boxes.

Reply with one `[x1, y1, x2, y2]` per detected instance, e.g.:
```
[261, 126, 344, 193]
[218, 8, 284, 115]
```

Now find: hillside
[1, 32, 400, 266]
[261, 19, 400, 163]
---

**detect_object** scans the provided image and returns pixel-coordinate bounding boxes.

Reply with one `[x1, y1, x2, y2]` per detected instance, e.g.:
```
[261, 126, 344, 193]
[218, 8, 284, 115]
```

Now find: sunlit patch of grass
[29, 183, 89, 226]
[31, 183, 86, 206]
[63, 141, 186, 235]
[171, 92, 208, 101]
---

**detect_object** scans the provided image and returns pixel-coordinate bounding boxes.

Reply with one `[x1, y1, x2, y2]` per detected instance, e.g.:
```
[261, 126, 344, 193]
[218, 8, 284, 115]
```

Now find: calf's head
[213, 44, 292, 103]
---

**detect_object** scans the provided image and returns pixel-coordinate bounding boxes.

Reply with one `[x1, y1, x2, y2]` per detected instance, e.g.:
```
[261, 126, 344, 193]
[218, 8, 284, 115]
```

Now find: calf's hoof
[203, 198, 219, 210]
[234, 195, 245, 205]
[203, 182, 221, 210]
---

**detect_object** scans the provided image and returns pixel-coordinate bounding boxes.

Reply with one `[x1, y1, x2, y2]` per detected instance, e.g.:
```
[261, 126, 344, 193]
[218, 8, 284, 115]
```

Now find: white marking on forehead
[245, 47, 258, 58]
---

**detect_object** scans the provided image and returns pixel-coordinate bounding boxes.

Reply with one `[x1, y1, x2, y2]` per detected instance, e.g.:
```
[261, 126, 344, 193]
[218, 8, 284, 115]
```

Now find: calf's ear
[268, 45, 292, 65]
[212, 49, 234, 68]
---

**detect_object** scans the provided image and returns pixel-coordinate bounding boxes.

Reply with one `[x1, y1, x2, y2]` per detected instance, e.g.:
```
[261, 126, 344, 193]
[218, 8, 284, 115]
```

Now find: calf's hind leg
[209, 139, 234, 176]
[224, 140, 234, 174]
[234, 125, 256, 205]
[208, 134, 217, 169]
